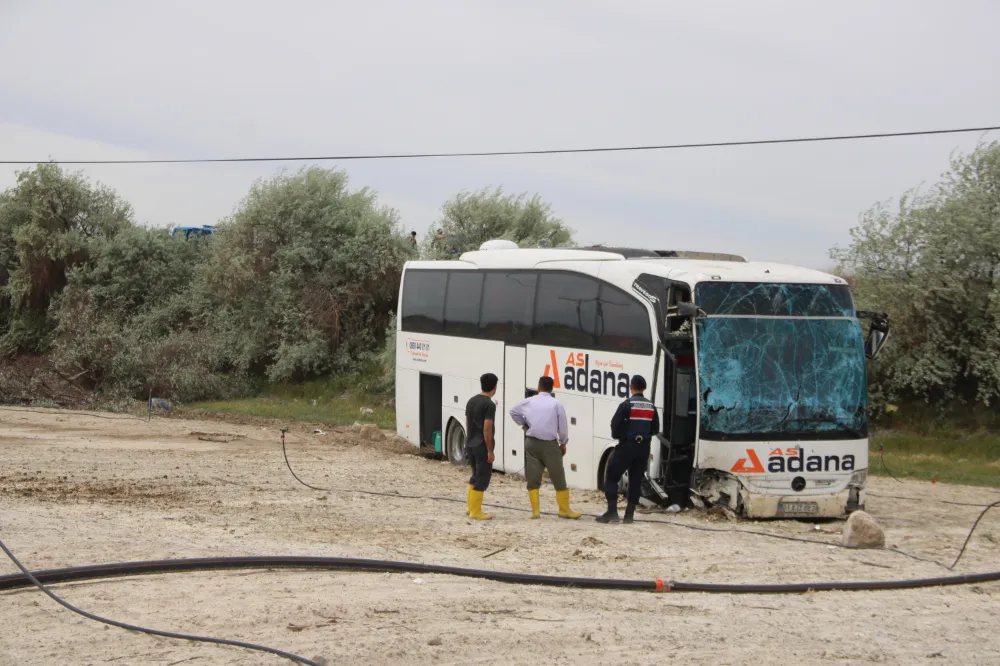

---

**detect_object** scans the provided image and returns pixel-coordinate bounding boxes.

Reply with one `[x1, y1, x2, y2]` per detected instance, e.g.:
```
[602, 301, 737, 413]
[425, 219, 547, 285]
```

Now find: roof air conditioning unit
[479, 239, 519, 251]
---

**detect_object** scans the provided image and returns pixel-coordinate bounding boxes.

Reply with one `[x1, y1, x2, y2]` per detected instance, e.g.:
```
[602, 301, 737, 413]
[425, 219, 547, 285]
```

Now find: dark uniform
[465, 394, 496, 492]
[598, 378, 659, 523]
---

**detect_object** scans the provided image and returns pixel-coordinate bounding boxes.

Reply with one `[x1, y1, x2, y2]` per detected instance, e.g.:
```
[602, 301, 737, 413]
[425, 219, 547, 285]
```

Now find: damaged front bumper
[692, 469, 867, 519]
[742, 486, 864, 519]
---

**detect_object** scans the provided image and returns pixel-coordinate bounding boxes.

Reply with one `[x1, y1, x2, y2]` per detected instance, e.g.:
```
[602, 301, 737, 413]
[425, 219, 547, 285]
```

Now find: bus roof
[406, 246, 843, 287]
[633, 258, 843, 286]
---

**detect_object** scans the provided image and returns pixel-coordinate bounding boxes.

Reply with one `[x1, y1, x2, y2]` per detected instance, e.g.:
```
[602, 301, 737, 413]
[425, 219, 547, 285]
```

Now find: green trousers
[524, 436, 568, 491]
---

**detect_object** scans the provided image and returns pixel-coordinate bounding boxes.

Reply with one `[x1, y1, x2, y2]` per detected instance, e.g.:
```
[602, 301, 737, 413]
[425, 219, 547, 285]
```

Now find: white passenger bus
[394, 241, 889, 519]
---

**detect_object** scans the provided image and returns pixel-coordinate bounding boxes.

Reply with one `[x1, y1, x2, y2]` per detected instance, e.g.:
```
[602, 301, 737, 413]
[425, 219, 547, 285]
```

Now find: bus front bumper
[742, 486, 865, 519]
[691, 468, 867, 518]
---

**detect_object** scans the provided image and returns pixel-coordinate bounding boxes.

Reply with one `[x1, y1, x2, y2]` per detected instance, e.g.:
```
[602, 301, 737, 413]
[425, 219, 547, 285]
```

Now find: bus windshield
[693, 281, 867, 442]
[696, 281, 855, 317]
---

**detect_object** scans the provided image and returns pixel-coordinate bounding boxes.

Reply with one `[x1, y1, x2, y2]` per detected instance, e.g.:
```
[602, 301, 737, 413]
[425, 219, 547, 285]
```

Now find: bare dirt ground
[1, 407, 999, 666]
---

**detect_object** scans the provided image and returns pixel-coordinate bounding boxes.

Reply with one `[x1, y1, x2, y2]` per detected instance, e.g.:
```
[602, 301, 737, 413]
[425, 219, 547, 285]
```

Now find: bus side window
[668, 287, 692, 333]
[480, 272, 537, 343]
[532, 272, 598, 348]
[400, 271, 447, 333]
[595, 283, 653, 354]
[443, 272, 484, 337]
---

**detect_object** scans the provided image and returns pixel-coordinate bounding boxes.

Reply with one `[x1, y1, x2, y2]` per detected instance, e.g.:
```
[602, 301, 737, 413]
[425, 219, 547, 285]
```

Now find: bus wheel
[600, 450, 627, 497]
[446, 421, 467, 466]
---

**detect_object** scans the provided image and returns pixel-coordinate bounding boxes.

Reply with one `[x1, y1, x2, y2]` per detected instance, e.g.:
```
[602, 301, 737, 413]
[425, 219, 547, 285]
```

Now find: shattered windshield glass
[696, 281, 854, 317]
[694, 282, 867, 441]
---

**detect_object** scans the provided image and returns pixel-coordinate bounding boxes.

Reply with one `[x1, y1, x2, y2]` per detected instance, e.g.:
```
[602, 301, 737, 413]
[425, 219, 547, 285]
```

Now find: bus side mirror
[670, 302, 707, 319]
[864, 327, 888, 360]
[858, 311, 890, 360]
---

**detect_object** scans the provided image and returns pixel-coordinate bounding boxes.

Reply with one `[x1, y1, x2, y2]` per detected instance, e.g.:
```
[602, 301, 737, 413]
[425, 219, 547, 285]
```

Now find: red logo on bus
[731, 449, 765, 473]
[542, 350, 562, 389]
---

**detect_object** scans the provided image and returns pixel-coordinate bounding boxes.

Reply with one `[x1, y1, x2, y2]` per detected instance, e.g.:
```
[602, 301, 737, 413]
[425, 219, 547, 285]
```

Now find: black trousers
[467, 444, 493, 492]
[604, 440, 649, 505]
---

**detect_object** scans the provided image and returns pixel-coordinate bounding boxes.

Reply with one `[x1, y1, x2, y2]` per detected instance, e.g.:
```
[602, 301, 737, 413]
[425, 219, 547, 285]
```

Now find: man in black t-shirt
[465, 373, 498, 520]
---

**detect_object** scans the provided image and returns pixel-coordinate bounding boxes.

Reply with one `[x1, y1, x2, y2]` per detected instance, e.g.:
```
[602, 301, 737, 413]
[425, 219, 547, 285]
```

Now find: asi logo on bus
[731, 448, 856, 474]
[543, 350, 631, 398]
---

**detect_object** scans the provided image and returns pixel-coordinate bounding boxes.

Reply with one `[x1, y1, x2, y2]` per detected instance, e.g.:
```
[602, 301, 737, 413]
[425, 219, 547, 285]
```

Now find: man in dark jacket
[597, 375, 660, 524]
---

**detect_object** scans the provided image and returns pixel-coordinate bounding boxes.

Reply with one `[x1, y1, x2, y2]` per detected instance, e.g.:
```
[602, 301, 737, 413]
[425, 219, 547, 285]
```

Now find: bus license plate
[779, 502, 818, 515]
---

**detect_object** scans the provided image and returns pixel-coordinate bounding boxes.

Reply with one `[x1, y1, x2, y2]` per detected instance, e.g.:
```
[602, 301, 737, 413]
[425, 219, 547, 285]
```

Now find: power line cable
[3, 125, 998, 165]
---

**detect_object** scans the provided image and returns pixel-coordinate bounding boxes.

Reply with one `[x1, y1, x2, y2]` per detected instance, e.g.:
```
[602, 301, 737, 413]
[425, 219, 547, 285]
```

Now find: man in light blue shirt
[509, 376, 581, 520]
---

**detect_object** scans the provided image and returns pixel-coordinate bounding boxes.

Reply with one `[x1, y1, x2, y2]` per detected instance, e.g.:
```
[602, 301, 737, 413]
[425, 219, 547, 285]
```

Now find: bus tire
[598, 448, 627, 498]
[446, 420, 467, 466]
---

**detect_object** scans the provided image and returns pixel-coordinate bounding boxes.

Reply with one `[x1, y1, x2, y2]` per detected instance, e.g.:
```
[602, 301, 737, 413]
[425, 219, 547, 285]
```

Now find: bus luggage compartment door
[502, 346, 527, 473]
[558, 392, 595, 490]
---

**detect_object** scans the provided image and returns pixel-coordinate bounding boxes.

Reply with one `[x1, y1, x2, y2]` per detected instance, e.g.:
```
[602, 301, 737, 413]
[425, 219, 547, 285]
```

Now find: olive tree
[192, 166, 413, 383]
[0, 164, 132, 354]
[48, 226, 221, 401]
[424, 186, 573, 258]
[832, 141, 1000, 407]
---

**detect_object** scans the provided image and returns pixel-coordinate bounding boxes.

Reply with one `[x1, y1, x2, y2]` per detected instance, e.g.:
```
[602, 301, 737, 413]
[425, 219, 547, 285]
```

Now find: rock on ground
[842, 510, 886, 548]
[359, 424, 385, 441]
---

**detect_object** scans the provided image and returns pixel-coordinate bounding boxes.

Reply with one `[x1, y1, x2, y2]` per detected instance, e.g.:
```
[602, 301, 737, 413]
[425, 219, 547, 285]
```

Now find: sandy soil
[1, 407, 999, 666]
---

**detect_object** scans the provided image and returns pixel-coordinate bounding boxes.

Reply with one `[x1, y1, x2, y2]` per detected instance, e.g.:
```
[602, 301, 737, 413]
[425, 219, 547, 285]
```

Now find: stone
[428, 637, 443, 646]
[359, 424, 385, 441]
[842, 510, 886, 548]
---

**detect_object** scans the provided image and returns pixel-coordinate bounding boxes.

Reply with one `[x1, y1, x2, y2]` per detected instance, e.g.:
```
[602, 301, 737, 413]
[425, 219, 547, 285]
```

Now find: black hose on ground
[4, 434, 999, 665]
[0, 538, 321, 666]
[3, 553, 1000, 595]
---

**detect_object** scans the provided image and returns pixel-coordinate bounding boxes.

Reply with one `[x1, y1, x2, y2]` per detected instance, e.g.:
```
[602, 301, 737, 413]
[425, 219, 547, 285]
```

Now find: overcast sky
[1, 0, 997, 268]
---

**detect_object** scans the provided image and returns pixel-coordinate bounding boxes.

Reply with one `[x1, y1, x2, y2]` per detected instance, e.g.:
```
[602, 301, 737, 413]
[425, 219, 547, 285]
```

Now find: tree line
[0, 165, 572, 404]
[2, 140, 999, 416]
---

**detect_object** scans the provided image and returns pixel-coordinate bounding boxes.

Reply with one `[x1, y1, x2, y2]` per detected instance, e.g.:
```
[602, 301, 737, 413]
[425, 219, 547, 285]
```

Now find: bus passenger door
[502, 346, 528, 474]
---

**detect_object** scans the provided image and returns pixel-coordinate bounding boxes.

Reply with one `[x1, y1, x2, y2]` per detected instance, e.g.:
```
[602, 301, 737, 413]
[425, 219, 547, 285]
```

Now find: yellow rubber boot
[528, 489, 541, 519]
[466, 484, 473, 516]
[469, 490, 493, 520]
[556, 489, 581, 519]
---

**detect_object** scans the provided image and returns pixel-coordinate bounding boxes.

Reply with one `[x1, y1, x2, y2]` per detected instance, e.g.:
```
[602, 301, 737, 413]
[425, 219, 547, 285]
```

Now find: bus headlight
[848, 469, 868, 489]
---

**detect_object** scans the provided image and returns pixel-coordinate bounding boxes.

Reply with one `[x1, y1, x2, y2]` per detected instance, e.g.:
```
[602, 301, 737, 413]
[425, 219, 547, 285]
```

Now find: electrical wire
[280, 436, 972, 570]
[0, 537, 321, 666]
[867, 492, 995, 508]
[948, 501, 1000, 570]
[0, 406, 144, 421]
[877, 443, 904, 483]
[3, 125, 998, 165]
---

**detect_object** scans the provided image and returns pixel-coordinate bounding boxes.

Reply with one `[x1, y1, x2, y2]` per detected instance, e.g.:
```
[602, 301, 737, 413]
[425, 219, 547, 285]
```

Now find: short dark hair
[538, 376, 554, 393]
[630, 375, 647, 391]
[480, 373, 498, 392]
